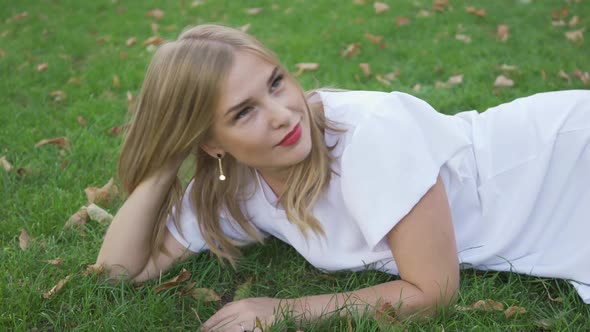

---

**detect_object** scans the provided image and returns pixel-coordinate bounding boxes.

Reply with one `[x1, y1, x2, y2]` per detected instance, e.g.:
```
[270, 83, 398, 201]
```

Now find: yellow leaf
[43, 275, 71, 299]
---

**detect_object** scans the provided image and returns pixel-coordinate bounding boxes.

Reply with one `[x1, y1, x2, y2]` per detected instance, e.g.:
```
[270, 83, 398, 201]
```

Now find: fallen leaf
[13, 12, 29, 21]
[126, 37, 136, 46]
[498, 64, 518, 71]
[240, 23, 251, 32]
[68, 77, 82, 85]
[245, 8, 263, 15]
[504, 305, 527, 318]
[552, 20, 566, 27]
[64, 206, 88, 230]
[19, 228, 31, 250]
[433, 0, 449, 12]
[551, 7, 569, 20]
[374, 2, 389, 14]
[1, 156, 13, 171]
[145, 9, 164, 20]
[113, 75, 120, 89]
[49, 90, 66, 102]
[565, 29, 584, 42]
[190, 287, 221, 302]
[417, 9, 431, 17]
[412, 83, 422, 92]
[341, 43, 361, 58]
[294, 63, 319, 76]
[82, 263, 105, 276]
[234, 278, 253, 301]
[465, 7, 486, 17]
[574, 69, 589, 85]
[448, 74, 463, 85]
[87, 204, 114, 225]
[109, 124, 130, 136]
[143, 36, 164, 46]
[36, 63, 48, 72]
[559, 69, 571, 82]
[359, 63, 371, 77]
[497, 24, 510, 42]
[364, 33, 383, 44]
[85, 178, 119, 206]
[569, 15, 580, 27]
[191, 0, 205, 7]
[77, 116, 87, 126]
[43, 275, 71, 299]
[455, 299, 504, 311]
[375, 74, 391, 86]
[153, 268, 191, 293]
[35, 137, 71, 151]
[375, 301, 397, 323]
[494, 75, 514, 87]
[455, 34, 471, 43]
[396, 16, 411, 26]
[45, 258, 64, 266]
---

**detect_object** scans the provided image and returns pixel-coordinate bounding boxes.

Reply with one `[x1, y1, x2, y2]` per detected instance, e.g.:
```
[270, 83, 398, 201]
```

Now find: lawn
[1, 0, 590, 330]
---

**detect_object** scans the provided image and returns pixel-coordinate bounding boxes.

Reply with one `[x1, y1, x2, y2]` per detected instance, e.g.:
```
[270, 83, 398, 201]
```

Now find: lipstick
[278, 123, 302, 147]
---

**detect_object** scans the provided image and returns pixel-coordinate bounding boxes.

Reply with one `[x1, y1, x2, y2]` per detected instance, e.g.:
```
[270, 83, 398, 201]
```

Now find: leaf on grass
[87, 204, 114, 225]
[433, 0, 449, 12]
[504, 305, 527, 318]
[46, 258, 64, 266]
[19, 228, 31, 250]
[565, 29, 584, 42]
[245, 8, 263, 15]
[574, 69, 589, 85]
[558, 69, 571, 82]
[497, 24, 510, 42]
[569, 15, 580, 27]
[145, 9, 164, 20]
[412, 83, 422, 92]
[65, 206, 88, 230]
[240, 23, 251, 33]
[1, 156, 13, 171]
[126, 37, 136, 46]
[77, 116, 87, 126]
[465, 7, 486, 17]
[50, 90, 66, 102]
[43, 275, 71, 299]
[417, 9, 431, 17]
[498, 64, 518, 71]
[113, 75, 120, 89]
[374, 2, 389, 14]
[151, 22, 159, 35]
[233, 278, 253, 301]
[85, 178, 120, 206]
[67, 77, 82, 85]
[455, 299, 504, 311]
[154, 268, 191, 293]
[364, 33, 383, 44]
[552, 20, 566, 27]
[396, 16, 411, 26]
[143, 36, 164, 46]
[36, 63, 48, 72]
[375, 74, 391, 86]
[109, 124, 130, 136]
[190, 287, 221, 302]
[448, 74, 463, 85]
[82, 263, 106, 276]
[191, 0, 205, 7]
[12, 12, 29, 21]
[455, 34, 471, 43]
[359, 63, 371, 77]
[494, 75, 514, 87]
[35, 137, 71, 151]
[294, 63, 319, 76]
[375, 301, 397, 323]
[551, 7, 569, 20]
[341, 43, 361, 58]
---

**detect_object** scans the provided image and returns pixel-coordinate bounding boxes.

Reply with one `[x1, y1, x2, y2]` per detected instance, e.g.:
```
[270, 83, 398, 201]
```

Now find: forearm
[285, 279, 446, 323]
[96, 169, 177, 279]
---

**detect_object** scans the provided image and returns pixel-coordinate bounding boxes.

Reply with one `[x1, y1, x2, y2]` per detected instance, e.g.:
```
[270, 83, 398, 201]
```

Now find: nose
[266, 98, 293, 129]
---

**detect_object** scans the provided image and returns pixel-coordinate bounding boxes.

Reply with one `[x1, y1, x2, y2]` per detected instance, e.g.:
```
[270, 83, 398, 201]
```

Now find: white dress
[166, 90, 590, 304]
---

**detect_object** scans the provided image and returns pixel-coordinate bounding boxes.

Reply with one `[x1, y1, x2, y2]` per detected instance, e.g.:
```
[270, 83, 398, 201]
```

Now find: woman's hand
[201, 297, 283, 332]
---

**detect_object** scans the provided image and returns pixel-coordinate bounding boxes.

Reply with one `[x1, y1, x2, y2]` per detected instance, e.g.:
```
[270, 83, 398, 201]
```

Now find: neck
[257, 169, 289, 198]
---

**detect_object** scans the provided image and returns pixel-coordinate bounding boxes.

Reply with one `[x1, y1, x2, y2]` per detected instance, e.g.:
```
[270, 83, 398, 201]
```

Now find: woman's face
[202, 51, 312, 181]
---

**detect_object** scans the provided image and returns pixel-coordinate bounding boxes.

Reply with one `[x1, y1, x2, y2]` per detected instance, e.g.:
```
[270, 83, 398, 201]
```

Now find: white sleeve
[165, 180, 262, 252]
[340, 92, 471, 251]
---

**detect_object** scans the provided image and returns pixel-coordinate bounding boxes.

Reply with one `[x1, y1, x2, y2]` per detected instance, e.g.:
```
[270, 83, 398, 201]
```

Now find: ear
[199, 140, 224, 159]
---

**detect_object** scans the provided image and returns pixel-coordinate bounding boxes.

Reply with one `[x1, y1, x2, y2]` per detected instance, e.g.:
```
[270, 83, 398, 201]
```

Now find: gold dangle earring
[216, 153, 226, 181]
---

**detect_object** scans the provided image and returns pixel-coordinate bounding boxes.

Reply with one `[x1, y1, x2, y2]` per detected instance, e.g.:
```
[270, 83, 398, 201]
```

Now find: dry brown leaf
[559, 69, 571, 82]
[465, 7, 486, 17]
[294, 63, 319, 76]
[82, 263, 106, 276]
[240, 23, 251, 33]
[109, 124, 130, 136]
[364, 33, 383, 44]
[455, 34, 471, 43]
[375, 301, 397, 323]
[35, 137, 71, 151]
[190, 287, 221, 302]
[36, 63, 48, 72]
[87, 204, 114, 225]
[359, 63, 371, 77]
[19, 228, 31, 250]
[412, 83, 422, 92]
[569, 15, 580, 27]
[494, 75, 514, 87]
[13, 12, 29, 21]
[552, 20, 566, 27]
[43, 275, 71, 299]
[46, 258, 64, 266]
[551, 7, 569, 20]
[65, 206, 88, 230]
[50, 90, 66, 102]
[341, 43, 361, 58]
[504, 305, 527, 318]
[245, 8, 263, 15]
[1, 156, 13, 172]
[153, 268, 191, 293]
[374, 2, 389, 14]
[126, 37, 136, 46]
[574, 69, 589, 85]
[143, 36, 164, 46]
[418, 9, 431, 17]
[448, 74, 463, 85]
[77, 116, 87, 126]
[113, 75, 120, 89]
[565, 29, 584, 42]
[456, 299, 504, 311]
[497, 24, 510, 42]
[85, 178, 119, 206]
[375, 74, 391, 86]
[433, 0, 449, 12]
[396, 16, 411, 26]
[145, 9, 164, 20]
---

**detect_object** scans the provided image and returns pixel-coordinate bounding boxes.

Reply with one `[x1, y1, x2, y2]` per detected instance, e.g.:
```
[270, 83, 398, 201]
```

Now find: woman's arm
[96, 156, 194, 282]
[287, 175, 459, 321]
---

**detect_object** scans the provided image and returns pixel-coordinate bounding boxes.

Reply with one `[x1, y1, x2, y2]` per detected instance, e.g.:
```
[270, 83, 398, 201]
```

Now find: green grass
[1, 0, 590, 330]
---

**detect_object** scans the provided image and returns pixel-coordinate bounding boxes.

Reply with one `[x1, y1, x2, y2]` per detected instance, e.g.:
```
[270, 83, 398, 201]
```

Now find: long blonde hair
[118, 24, 345, 266]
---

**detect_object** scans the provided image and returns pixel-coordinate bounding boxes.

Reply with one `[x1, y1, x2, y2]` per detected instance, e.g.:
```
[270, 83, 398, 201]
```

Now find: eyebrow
[224, 66, 279, 117]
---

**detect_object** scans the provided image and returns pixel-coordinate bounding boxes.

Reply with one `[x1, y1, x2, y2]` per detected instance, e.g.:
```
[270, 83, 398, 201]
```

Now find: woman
[96, 24, 590, 331]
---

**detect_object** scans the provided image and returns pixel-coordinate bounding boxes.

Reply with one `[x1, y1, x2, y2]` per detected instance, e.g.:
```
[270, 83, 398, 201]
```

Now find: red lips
[278, 123, 302, 147]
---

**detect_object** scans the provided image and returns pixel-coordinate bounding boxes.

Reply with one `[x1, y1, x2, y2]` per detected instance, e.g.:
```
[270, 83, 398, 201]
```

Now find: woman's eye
[235, 107, 252, 120]
[271, 74, 284, 90]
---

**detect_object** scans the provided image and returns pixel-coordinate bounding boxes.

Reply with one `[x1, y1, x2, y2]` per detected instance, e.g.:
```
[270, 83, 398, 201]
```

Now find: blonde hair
[118, 24, 345, 266]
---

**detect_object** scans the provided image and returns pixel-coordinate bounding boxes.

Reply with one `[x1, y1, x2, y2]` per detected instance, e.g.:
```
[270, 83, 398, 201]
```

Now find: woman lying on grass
[96, 24, 590, 331]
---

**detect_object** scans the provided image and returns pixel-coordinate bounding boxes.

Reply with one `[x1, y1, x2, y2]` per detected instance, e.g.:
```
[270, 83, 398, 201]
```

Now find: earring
[216, 153, 226, 181]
